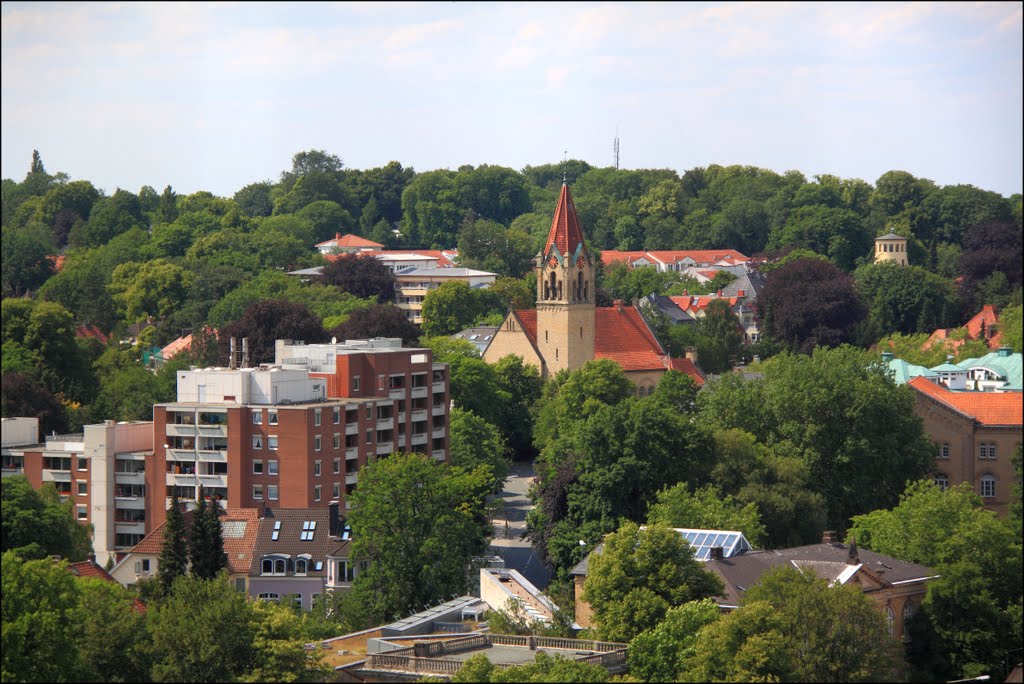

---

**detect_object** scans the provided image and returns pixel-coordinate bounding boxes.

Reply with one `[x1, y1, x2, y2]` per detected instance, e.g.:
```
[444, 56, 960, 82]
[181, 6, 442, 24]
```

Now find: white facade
[1, 417, 39, 448]
[84, 421, 154, 566]
[175, 367, 326, 405]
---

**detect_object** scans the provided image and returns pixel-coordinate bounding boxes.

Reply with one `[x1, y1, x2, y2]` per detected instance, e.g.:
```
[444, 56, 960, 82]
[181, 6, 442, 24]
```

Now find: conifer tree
[158, 493, 188, 594]
[208, 496, 226, 577]
[188, 490, 214, 579]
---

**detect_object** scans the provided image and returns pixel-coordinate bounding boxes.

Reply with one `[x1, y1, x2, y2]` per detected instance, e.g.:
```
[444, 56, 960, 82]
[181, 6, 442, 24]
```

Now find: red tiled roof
[68, 561, 146, 612]
[925, 306, 1003, 351]
[668, 357, 706, 386]
[908, 376, 1023, 426]
[516, 309, 538, 346]
[316, 233, 384, 248]
[381, 249, 457, 268]
[76, 324, 110, 345]
[47, 255, 66, 271]
[159, 327, 217, 361]
[128, 507, 260, 575]
[598, 250, 649, 266]
[646, 250, 750, 264]
[544, 182, 586, 258]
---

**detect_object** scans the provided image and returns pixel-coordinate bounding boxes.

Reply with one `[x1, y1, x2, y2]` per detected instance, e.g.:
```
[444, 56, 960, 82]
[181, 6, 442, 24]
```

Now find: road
[487, 460, 551, 590]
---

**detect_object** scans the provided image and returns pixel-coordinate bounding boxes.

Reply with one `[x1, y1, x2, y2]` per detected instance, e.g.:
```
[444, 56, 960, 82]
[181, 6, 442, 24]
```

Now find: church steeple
[535, 178, 594, 375]
[542, 179, 587, 261]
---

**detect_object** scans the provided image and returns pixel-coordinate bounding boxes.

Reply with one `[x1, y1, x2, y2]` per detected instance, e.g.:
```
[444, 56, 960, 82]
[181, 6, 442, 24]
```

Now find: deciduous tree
[218, 299, 327, 365]
[327, 303, 419, 346]
[319, 252, 397, 303]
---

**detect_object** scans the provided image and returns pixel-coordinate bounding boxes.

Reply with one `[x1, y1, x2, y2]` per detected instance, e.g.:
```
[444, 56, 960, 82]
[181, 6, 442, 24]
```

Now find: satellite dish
[331, 337, 337, 344]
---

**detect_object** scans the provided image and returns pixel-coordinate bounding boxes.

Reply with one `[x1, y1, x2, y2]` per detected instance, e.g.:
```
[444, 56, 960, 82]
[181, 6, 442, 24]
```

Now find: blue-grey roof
[885, 358, 938, 385]
[956, 350, 1022, 391]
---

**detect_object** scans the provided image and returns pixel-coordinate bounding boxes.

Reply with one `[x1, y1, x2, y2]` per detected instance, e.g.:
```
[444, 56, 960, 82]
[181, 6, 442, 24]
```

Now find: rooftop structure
[315, 233, 384, 254]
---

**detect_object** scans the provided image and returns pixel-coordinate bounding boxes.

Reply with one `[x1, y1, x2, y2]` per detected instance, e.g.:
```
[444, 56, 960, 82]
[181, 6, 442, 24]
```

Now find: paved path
[487, 460, 550, 590]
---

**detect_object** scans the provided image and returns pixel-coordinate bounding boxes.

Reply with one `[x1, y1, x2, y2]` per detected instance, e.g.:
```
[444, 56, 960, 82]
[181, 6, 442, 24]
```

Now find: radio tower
[613, 126, 620, 170]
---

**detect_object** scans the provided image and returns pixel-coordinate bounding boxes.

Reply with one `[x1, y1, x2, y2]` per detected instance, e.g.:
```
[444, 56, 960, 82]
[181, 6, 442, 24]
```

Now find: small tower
[535, 176, 595, 375]
[874, 231, 908, 266]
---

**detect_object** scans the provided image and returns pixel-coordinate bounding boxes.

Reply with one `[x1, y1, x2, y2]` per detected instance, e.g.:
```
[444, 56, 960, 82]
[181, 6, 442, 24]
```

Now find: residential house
[316, 233, 384, 255]
[925, 304, 1003, 352]
[704, 532, 937, 643]
[109, 507, 260, 592]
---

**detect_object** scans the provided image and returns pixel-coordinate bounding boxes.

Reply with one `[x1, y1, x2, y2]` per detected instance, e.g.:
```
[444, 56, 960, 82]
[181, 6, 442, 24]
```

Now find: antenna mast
[614, 125, 620, 170]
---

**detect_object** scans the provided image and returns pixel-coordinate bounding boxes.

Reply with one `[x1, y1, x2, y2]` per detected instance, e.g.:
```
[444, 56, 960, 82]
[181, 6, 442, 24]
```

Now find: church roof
[511, 306, 704, 381]
[544, 181, 586, 259]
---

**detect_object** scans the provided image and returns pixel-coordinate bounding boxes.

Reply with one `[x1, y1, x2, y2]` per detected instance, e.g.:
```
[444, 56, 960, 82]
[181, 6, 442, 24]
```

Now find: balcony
[115, 497, 146, 510]
[346, 423, 358, 436]
[2, 467, 25, 477]
[346, 447, 359, 460]
[197, 474, 228, 488]
[389, 388, 406, 400]
[432, 405, 446, 416]
[433, 381, 445, 393]
[115, 472, 146, 486]
[377, 441, 394, 455]
[376, 418, 394, 431]
[411, 409, 427, 422]
[166, 473, 207, 487]
[346, 473, 358, 486]
[432, 450, 446, 461]
[432, 428, 446, 439]
[397, 436, 406, 448]
[42, 470, 72, 482]
[411, 433, 428, 446]
[410, 387, 428, 400]
[115, 521, 146, 535]
[397, 412, 406, 423]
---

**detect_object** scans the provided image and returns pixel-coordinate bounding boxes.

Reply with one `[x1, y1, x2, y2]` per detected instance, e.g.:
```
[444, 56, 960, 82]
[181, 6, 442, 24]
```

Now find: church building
[482, 178, 703, 394]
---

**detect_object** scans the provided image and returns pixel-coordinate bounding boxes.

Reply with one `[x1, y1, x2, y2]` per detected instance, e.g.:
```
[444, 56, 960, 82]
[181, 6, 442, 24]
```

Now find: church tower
[535, 177, 595, 374]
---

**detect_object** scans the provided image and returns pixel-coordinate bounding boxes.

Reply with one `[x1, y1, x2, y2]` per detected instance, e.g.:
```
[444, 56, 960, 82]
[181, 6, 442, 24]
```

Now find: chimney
[847, 536, 859, 565]
[685, 347, 698, 365]
[998, 346, 1011, 358]
[709, 547, 724, 561]
[613, 299, 624, 312]
[821, 530, 836, 544]
[717, 290, 722, 297]
[229, 337, 237, 369]
[328, 501, 342, 537]
[335, 232, 342, 241]
[881, 351, 893, 362]
[241, 338, 250, 368]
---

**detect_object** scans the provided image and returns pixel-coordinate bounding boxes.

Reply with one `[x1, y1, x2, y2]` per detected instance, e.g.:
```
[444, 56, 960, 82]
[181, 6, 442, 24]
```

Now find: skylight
[675, 528, 752, 561]
[271, 520, 281, 541]
[300, 520, 317, 541]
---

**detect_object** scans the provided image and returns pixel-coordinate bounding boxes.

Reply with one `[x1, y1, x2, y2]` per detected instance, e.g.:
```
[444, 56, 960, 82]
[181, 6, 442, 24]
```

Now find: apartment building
[274, 337, 450, 463]
[3, 417, 155, 566]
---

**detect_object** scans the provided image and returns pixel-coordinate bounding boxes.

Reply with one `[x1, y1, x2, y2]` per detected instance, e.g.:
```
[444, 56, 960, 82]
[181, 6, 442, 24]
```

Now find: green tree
[346, 453, 492, 626]
[187, 493, 226, 580]
[108, 259, 196, 323]
[1, 551, 86, 682]
[854, 261, 956, 338]
[581, 522, 723, 641]
[326, 303, 418, 346]
[74, 577, 152, 682]
[241, 599, 329, 683]
[452, 651, 609, 683]
[449, 408, 510, 493]
[148, 575, 256, 682]
[319, 252, 396, 303]
[646, 483, 767, 546]
[628, 599, 721, 683]
[683, 566, 900, 683]
[158, 493, 188, 595]
[1, 223, 55, 295]
[421, 279, 501, 337]
[1, 476, 92, 561]
[296, 199, 355, 243]
[218, 299, 327, 365]
[493, 354, 544, 457]
[850, 480, 1022, 681]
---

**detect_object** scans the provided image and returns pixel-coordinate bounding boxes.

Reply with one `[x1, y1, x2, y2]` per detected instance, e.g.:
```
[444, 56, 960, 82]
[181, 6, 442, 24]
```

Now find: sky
[2, 2, 1022, 199]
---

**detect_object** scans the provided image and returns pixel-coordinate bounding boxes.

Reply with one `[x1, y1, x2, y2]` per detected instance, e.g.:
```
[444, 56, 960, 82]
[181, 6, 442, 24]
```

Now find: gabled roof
[908, 376, 1023, 426]
[159, 327, 217, 361]
[316, 233, 384, 249]
[705, 541, 936, 608]
[124, 507, 260, 575]
[249, 508, 338, 576]
[382, 249, 458, 268]
[511, 306, 702, 382]
[76, 324, 110, 345]
[668, 357, 706, 386]
[544, 182, 587, 259]
[67, 560, 146, 613]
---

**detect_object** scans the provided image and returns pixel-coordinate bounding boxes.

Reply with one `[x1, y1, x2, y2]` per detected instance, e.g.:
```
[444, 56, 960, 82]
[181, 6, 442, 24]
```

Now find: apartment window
[252, 435, 263, 450]
[234, 578, 246, 592]
[76, 505, 88, 520]
[268, 436, 278, 450]
[253, 484, 264, 500]
[934, 473, 949, 492]
[314, 408, 322, 427]
[268, 460, 278, 475]
[257, 593, 280, 602]
[77, 457, 88, 471]
[252, 412, 262, 425]
[268, 485, 279, 500]
[252, 460, 263, 475]
[337, 560, 356, 583]
[77, 481, 87, 496]
[314, 435, 322, 452]
[353, 375, 360, 392]
[314, 460, 322, 477]
[333, 433, 341, 450]
[314, 485, 321, 502]
[365, 430, 372, 445]
[333, 482, 341, 499]
[333, 406, 341, 424]
[366, 406, 372, 420]
[939, 443, 949, 459]
[980, 475, 996, 499]
[268, 412, 278, 425]
[333, 458, 341, 475]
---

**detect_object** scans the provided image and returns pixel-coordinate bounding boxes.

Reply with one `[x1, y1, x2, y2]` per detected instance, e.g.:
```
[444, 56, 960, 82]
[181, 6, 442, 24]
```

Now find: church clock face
[549, 256, 558, 269]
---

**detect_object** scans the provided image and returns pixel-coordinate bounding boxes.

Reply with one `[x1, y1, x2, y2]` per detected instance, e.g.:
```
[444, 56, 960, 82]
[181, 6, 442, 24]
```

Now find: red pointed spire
[544, 180, 586, 258]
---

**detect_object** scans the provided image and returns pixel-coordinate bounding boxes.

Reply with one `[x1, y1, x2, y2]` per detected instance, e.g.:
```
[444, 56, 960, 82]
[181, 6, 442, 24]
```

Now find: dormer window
[295, 559, 308, 575]
[261, 556, 287, 576]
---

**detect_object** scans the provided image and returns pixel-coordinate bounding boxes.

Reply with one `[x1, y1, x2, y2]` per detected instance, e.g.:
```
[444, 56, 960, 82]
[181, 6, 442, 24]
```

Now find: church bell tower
[535, 177, 595, 375]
